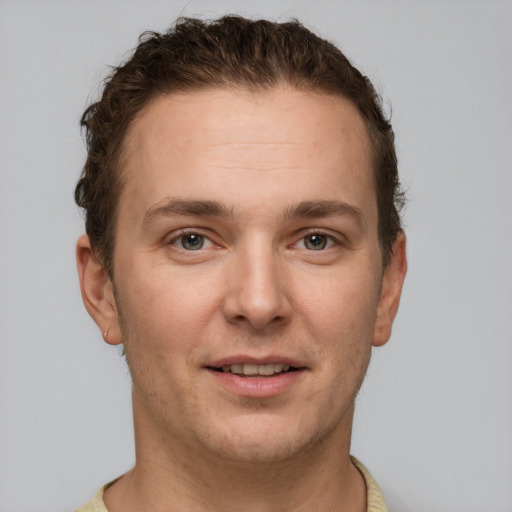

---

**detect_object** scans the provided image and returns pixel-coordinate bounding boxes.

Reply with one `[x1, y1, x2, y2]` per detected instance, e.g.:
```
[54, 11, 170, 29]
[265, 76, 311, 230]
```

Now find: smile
[205, 358, 306, 397]
[219, 363, 294, 376]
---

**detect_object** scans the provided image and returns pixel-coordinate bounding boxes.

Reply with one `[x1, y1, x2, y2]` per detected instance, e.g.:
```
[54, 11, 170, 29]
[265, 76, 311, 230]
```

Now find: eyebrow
[284, 200, 366, 228]
[143, 198, 233, 225]
[143, 198, 365, 228]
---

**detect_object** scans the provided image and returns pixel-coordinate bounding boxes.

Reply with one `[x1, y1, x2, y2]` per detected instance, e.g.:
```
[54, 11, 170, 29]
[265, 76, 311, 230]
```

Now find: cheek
[114, 264, 225, 383]
[299, 272, 381, 341]
[294, 269, 381, 388]
[119, 263, 219, 330]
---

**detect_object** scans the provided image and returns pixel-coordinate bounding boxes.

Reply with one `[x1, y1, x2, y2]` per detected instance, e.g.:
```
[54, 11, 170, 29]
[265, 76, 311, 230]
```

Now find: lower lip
[206, 369, 305, 398]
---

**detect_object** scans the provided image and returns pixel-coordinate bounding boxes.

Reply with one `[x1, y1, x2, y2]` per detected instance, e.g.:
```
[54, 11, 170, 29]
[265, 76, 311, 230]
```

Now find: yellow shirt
[75, 457, 387, 512]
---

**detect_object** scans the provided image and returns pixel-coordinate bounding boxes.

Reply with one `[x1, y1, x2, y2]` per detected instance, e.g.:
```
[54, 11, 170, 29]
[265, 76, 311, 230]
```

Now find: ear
[76, 234, 122, 345]
[373, 231, 407, 347]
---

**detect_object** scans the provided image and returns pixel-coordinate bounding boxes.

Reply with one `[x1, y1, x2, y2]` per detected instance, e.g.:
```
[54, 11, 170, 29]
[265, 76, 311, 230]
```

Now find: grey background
[1, 1, 511, 511]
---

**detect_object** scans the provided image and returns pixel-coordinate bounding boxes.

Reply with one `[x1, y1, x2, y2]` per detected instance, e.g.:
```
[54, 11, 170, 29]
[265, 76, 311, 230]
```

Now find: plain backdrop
[0, 1, 511, 511]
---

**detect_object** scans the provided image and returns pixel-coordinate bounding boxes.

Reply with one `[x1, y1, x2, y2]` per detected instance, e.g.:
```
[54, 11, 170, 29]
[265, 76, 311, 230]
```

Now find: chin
[202, 413, 342, 465]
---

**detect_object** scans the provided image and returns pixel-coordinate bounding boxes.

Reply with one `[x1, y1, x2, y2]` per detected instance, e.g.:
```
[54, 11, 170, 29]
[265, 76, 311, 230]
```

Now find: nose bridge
[224, 234, 290, 329]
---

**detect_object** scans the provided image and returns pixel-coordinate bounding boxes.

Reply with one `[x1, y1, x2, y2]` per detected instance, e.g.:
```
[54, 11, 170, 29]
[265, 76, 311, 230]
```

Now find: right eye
[168, 232, 214, 251]
[179, 233, 205, 250]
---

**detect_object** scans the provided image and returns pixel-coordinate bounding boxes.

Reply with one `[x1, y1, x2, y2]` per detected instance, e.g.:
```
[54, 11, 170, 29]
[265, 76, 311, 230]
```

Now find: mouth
[205, 358, 306, 397]
[208, 363, 301, 377]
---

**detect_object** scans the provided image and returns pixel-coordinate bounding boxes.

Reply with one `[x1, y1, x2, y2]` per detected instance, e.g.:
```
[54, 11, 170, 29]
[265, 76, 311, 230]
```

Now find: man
[75, 15, 406, 512]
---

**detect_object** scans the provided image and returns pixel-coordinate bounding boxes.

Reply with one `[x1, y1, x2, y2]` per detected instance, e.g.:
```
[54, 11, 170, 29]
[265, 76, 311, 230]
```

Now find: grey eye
[304, 234, 328, 250]
[181, 233, 204, 250]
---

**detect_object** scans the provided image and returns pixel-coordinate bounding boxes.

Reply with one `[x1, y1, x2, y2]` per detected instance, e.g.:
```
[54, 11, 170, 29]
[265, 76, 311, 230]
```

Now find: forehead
[123, 87, 371, 163]
[118, 87, 376, 225]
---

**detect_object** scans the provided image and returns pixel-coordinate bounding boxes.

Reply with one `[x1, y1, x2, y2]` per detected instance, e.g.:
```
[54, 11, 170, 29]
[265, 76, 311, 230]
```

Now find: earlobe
[373, 232, 407, 347]
[76, 234, 122, 345]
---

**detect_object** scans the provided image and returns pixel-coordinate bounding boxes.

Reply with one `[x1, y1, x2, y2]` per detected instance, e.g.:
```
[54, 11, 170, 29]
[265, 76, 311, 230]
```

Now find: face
[78, 87, 406, 464]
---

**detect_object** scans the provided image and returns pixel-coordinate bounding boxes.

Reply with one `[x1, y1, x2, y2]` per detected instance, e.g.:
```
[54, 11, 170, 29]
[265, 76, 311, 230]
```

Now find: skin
[77, 87, 407, 511]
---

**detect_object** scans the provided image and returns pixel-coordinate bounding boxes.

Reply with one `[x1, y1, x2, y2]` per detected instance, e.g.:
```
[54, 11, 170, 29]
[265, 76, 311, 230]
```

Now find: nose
[221, 242, 292, 331]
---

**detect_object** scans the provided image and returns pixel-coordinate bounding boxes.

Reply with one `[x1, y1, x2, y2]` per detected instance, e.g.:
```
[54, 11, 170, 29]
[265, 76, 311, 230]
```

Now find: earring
[103, 328, 109, 341]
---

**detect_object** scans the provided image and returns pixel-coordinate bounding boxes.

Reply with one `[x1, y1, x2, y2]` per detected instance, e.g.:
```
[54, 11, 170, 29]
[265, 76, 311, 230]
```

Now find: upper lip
[206, 355, 304, 368]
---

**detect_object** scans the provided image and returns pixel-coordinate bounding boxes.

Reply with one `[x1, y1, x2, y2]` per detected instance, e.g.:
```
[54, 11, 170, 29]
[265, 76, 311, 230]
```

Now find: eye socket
[181, 233, 204, 250]
[302, 234, 330, 250]
[170, 232, 211, 251]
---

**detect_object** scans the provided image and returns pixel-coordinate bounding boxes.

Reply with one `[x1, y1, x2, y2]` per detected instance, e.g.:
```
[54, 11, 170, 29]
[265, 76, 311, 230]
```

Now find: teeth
[220, 363, 293, 376]
[258, 364, 275, 376]
[243, 364, 258, 375]
[230, 363, 243, 374]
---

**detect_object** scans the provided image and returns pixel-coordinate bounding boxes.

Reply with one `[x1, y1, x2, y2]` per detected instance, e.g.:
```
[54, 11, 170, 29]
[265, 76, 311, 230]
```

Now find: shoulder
[351, 456, 388, 512]
[74, 486, 108, 512]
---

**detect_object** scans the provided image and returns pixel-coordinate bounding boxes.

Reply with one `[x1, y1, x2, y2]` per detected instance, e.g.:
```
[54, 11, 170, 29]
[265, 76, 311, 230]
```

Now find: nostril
[221, 280, 292, 330]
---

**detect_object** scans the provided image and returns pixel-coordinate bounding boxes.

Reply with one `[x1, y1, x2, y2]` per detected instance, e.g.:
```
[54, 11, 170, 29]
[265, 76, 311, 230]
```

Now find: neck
[104, 400, 366, 512]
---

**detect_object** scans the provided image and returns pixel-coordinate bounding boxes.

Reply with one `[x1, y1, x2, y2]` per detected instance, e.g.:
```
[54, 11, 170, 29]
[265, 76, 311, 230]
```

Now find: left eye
[300, 234, 331, 250]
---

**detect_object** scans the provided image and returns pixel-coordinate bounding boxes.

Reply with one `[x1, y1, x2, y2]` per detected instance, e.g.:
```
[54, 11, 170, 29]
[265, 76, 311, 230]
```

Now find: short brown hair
[75, 15, 404, 276]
